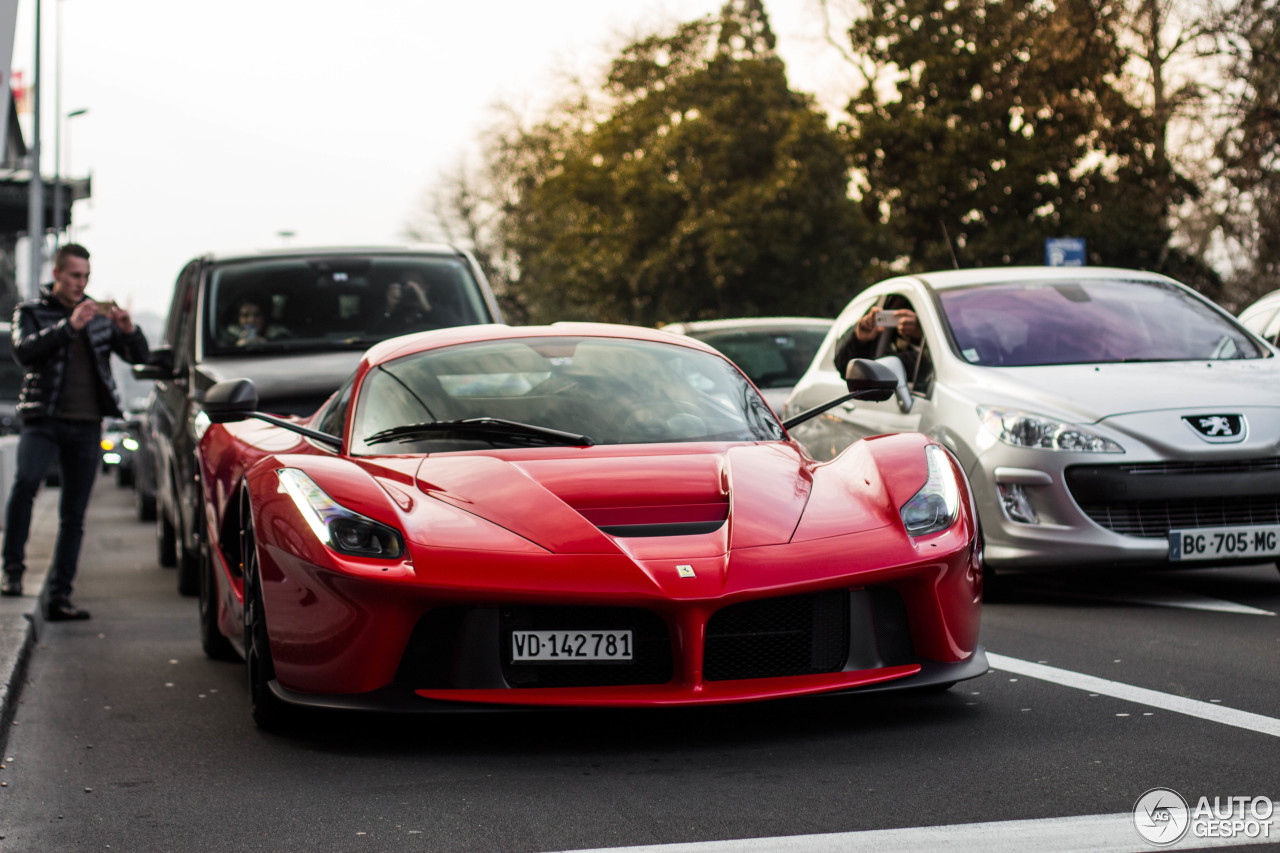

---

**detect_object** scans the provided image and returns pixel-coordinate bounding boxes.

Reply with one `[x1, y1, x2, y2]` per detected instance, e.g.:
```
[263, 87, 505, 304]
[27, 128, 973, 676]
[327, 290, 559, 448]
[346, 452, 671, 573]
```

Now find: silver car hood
[951, 359, 1280, 423]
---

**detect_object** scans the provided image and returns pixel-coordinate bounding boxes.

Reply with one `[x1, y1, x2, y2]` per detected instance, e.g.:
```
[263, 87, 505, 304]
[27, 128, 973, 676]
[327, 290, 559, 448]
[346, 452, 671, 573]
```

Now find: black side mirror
[133, 347, 175, 381]
[199, 378, 343, 450]
[843, 358, 899, 401]
[782, 358, 902, 430]
[202, 379, 259, 424]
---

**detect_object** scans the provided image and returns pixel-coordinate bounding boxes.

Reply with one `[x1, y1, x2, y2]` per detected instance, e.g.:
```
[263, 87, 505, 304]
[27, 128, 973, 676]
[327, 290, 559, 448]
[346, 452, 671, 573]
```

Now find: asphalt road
[0, 478, 1277, 852]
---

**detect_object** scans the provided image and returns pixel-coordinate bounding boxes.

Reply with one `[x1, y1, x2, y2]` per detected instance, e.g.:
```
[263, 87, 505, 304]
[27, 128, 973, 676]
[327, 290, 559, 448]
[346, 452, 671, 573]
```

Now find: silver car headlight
[979, 406, 1123, 453]
[900, 445, 961, 537]
[277, 468, 404, 559]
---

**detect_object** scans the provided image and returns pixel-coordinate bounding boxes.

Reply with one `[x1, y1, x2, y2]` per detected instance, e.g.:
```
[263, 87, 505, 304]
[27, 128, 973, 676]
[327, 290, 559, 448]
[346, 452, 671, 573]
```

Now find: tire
[242, 496, 290, 731]
[117, 465, 135, 488]
[157, 508, 178, 567]
[177, 540, 200, 596]
[176, 479, 200, 596]
[199, 539, 237, 662]
[136, 485, 157, 522]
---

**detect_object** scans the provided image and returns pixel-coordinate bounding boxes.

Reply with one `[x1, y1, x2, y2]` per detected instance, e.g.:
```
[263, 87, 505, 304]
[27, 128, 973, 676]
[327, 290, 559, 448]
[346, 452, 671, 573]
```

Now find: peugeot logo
[1182, 414, 1246, 443]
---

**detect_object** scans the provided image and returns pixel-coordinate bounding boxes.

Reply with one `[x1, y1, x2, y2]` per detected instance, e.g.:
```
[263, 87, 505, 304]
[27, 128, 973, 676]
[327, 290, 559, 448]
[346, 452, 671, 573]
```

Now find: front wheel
[241, 495, 290, 731]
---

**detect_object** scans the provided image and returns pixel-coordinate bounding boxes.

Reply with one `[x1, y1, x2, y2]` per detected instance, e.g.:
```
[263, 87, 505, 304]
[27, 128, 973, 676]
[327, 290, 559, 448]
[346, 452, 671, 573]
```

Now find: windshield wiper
[365, 417, 595, 448]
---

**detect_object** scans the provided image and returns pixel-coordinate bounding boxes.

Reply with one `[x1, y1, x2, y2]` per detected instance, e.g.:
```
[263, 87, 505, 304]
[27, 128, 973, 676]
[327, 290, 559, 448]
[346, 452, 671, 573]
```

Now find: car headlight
[979, 406, 1123, 453]
[122, 437, 139, 451]
[900, 444, 961, 537]
[276, 468, 404, 559]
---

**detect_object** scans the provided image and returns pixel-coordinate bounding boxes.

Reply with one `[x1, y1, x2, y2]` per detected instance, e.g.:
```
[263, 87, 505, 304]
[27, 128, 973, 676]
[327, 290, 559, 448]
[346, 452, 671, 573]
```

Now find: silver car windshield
[205, 256, 489, 356]
[349, 336, 783, 454]
[939, 278, 1266, 366]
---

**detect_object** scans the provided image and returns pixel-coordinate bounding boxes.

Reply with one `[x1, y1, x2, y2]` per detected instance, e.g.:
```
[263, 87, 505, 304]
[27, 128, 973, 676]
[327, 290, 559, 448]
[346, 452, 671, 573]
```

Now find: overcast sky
[10, 0, 855, 322]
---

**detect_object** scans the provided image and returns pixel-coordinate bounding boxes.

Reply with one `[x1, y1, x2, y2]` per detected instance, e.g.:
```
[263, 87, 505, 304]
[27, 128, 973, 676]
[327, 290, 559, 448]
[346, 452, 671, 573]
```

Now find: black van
[135, 245, 503, 594]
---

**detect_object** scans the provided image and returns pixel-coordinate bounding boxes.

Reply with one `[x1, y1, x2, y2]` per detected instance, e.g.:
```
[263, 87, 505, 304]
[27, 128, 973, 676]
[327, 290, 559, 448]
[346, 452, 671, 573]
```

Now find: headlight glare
[979, 407, 1122, 453]
[900, 445, 961, 536]
[277, 468, 404, 559]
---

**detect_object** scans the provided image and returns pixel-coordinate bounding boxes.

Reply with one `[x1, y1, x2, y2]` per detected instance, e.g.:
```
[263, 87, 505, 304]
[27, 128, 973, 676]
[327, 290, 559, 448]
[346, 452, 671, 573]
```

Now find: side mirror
[868, 355, 914, 413]
[133, 347, 175, 381]
[202, 379, 259, 424]
[843, 358, 899, 401]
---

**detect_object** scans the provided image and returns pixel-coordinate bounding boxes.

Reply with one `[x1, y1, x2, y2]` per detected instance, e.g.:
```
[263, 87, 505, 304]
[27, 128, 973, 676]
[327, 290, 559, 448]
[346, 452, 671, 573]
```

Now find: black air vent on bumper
[1067, 459, 1280, 538]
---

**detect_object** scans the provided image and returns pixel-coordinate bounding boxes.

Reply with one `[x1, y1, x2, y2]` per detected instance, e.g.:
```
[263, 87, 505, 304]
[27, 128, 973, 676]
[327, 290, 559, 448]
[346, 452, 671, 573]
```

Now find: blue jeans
[3, 418, 102, 601]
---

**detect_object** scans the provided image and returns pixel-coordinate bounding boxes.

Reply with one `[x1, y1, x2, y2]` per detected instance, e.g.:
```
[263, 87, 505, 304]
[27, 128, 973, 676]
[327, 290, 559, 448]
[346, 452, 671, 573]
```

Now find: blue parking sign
[1045, 237, 1086, 266]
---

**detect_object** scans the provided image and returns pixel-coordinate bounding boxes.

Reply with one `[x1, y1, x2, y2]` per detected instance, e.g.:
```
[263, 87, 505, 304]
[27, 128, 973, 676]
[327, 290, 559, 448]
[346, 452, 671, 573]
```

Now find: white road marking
[556, 805, 1280, 852]
[988, 653, 1280, 738]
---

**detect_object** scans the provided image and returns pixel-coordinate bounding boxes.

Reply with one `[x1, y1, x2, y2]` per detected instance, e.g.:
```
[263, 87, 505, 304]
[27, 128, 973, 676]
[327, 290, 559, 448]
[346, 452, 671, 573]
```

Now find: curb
[0, 487, 62, 755]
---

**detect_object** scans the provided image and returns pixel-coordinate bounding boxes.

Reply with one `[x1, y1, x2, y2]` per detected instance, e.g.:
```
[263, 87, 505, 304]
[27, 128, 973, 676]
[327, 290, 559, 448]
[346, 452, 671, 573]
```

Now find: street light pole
[25, 0, 42, 298]
[54, 106, 86, 245]
[52, 0, 61, 248]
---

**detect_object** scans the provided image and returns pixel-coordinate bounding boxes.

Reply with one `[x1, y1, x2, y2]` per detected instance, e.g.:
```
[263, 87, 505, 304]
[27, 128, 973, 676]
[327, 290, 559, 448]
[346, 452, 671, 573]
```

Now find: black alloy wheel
[241, 493, 289, 731]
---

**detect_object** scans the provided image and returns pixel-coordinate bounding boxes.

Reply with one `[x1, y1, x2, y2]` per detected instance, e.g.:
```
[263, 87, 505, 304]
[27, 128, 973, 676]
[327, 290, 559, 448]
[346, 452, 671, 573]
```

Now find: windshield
[204, 255, 490, 356]
[689, 325, 831, 389]
[939, 278, 1266, 366]
[349, 336, 783, 455]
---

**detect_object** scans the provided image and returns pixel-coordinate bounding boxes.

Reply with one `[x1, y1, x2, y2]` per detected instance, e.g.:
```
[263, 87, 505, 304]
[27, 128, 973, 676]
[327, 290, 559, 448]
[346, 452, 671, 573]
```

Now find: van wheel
[157, 509, 177, 568]
[199, 540, 237, 661]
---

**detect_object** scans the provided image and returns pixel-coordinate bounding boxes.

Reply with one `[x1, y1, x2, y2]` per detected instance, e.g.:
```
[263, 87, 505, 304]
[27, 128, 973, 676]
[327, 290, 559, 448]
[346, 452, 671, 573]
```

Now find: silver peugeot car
[783, 266, 1280, 574]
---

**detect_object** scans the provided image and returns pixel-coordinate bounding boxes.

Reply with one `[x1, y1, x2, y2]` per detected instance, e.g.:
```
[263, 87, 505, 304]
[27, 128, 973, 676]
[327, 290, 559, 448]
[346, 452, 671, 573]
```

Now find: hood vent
[579, 502, 728, 539]
[597, 520, 726, 538]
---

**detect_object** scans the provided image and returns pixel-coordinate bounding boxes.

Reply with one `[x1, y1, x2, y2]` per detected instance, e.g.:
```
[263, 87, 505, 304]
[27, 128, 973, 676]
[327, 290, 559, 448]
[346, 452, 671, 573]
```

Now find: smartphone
[93, 300, 119, 316]
[874, 309, 898, 328]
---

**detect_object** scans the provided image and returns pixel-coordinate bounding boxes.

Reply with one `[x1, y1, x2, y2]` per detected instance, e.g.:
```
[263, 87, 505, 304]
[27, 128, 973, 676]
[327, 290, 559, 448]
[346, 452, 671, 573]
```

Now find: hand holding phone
[874, 309, 898, 329]
[93, 300, 119, 317]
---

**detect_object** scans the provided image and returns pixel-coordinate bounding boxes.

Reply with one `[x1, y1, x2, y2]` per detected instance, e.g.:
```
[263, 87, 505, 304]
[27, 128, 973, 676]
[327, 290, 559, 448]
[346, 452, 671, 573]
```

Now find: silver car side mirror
[876, 355, 914, 413]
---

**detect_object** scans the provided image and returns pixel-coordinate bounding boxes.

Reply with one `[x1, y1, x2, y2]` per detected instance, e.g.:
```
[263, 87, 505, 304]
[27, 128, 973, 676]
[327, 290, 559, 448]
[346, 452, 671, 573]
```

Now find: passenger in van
[371, 274, 461, 334]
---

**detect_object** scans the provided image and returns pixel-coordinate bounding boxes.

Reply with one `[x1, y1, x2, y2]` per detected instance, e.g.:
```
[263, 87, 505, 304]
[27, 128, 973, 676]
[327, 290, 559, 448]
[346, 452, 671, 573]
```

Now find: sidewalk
[0, 485, 61, 749]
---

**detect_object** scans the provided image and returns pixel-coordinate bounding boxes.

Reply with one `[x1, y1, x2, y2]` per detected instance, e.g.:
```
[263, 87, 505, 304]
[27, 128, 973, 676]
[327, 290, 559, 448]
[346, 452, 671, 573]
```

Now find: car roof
[198, 244, 468, 265]
[880, 265, 1177, 293]
[362, 321, 723, 367]
[1240, 288, 1280, 314]
[662, 317, 834, 335]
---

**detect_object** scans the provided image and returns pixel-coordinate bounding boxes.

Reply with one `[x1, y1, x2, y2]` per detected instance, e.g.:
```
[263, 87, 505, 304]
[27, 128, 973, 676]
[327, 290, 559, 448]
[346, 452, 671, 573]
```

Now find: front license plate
[511, 630, 633, 662]
[1168, 525, 1280, 561]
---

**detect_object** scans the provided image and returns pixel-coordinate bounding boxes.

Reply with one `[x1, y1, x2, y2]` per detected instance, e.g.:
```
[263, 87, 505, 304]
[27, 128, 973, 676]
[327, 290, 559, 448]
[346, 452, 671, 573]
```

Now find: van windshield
[204, 255, 491, 356]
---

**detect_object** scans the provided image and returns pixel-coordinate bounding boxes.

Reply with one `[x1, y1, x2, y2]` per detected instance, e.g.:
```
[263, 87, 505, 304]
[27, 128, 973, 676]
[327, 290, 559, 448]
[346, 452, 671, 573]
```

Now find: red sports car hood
[410, 443, 883, 558]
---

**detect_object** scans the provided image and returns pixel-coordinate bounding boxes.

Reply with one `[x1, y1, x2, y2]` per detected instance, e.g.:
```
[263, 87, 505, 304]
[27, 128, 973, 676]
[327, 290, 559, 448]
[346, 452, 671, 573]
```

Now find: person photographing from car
[0, 243, 150, 620]
[373, 274, 460, 334]
[834, 303, 922, 373]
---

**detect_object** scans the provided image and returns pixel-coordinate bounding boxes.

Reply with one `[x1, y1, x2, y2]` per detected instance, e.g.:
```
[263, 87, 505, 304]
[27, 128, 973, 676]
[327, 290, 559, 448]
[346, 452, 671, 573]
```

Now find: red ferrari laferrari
[194, 323, 986, 728]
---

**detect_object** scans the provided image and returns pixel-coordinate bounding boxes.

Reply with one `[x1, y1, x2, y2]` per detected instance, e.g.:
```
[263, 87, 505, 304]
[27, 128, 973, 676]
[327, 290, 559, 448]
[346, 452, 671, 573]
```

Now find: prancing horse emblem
[676, 565, 696, 578]
[1182, 414, 1246, 443]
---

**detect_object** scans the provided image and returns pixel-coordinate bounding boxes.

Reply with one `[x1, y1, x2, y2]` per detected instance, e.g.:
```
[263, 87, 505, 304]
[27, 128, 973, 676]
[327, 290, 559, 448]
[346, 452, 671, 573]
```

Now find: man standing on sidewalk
[0, 243, 150, 620]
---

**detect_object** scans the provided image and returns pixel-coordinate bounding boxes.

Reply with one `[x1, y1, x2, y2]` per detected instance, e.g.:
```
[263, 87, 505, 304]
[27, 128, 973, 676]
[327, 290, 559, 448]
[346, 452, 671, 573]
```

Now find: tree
[842, 0, 1196, 278]
[493, 0, 878, 326]
[1212, 0, 1280, 306]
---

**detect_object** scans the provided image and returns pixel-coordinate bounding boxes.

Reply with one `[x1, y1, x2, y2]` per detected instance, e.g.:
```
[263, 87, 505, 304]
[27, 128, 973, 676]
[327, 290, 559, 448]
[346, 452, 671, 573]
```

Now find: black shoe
[0, 574, 21, 597]
[46, 599, 91, 621]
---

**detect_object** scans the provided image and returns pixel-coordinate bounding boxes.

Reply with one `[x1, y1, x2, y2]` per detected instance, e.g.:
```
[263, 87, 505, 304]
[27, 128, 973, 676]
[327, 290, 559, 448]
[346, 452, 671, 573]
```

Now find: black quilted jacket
[10, 285, 151, 420]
